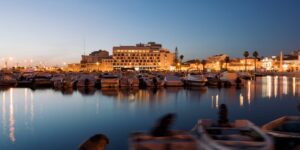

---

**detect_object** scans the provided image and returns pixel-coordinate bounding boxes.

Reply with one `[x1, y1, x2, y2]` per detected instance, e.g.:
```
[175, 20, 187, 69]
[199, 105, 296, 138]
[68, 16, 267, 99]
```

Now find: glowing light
[267, 76, 272, 98]
[247, 81, 251, 104]
[9, 88, 15, 142]
[216, 94, 219, 109]
[274, 76, 278, 98]
[283, 76, 288, 95]
[293, 77, 296, 96]
[240, 93, 244, 107]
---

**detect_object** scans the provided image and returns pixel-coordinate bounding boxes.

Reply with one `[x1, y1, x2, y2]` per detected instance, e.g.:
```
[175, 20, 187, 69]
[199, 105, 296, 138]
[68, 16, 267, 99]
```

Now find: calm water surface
[0, 76, 299, 150]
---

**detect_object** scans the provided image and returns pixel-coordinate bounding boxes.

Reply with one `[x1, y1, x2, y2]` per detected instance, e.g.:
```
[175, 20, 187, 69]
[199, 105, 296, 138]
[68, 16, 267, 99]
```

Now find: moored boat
[164, 74, 184, 87]
[77, 74, 96, 88]
[184, 73, 207, 87]
[100, 73, 120, 88]
[32, 73, 52, 87]
[262, 116, 300, 150]
[0, 73, 17, 87]
[120, 72, 139, 87]
[193, 119, 273, 150]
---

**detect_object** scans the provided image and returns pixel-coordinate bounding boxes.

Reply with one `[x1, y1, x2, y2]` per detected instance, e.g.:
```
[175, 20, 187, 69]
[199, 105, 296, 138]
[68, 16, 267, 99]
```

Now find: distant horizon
[1, 0, 300, 66]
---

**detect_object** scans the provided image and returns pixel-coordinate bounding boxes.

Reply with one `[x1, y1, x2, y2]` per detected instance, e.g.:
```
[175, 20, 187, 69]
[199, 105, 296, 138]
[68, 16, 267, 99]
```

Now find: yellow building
[112, 42, 175, 70]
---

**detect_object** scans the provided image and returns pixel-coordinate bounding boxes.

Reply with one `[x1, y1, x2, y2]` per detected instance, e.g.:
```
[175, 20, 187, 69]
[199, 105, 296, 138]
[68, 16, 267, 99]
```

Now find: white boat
[238, 72, 253, 80]
[164, 75, 184, 87]
[219, 71, 242, 86]
[100, 73, 119, 88]
[77, 74, 96, 88]
[0, 73, 17, 87]
[184, 73, 207, 87]
[193, 119, 273, 150]
[120, 72, 139, 87]
[142, 75, 165, 87]
[262, 116, 300, 139]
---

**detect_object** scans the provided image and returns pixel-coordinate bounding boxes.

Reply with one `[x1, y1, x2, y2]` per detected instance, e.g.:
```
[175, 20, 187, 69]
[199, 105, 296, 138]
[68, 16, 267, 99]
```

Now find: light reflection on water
[0, 76, 299, 150]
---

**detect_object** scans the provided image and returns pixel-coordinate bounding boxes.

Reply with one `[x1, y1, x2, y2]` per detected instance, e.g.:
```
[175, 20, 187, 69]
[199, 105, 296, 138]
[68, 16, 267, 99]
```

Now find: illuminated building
[112, 42, 175, 70]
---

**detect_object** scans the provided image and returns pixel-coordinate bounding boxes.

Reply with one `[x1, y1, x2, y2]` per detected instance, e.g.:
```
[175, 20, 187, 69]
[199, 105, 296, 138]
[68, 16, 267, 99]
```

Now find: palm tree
[252, 51, 259, 72]
[179, 55, 184, 71]
[243, 51, 249, 71]
[225, 56, 230, 71]
[201, 59, 207, 72]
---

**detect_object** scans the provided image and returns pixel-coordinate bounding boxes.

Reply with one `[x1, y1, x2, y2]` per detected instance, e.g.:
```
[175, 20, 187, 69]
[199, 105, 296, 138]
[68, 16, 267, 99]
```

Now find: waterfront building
[226, 57, 261, 71]
[67, 50, 113, 72]
[112, 42, 175, 70]
[80, 50, 110, 64]
[261, 56, 280, 71]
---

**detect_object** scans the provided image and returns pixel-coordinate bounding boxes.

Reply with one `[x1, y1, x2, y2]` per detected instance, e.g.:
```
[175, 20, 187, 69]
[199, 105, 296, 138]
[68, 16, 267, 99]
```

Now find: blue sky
[0, 0, 299, 66]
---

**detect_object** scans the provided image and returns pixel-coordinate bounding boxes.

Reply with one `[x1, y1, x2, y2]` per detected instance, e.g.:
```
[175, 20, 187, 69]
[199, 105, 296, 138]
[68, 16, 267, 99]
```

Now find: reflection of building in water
[9, 88, 15, 142]
[2, 92, 6, 135]
[240, 93, 244, 107]
[274, 76, 278, 98]
[283, 76, 288, 95]
[247, 81, 251, 104]
[30, 90, 34, 123]
[262, 76, 272, 98]
[293, 77, 296, 96]
[211, 94, 219, 109]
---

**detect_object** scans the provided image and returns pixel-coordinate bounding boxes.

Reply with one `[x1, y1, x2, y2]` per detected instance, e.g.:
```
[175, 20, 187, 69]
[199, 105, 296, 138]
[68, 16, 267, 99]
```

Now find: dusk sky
[0, 0, 300, 66]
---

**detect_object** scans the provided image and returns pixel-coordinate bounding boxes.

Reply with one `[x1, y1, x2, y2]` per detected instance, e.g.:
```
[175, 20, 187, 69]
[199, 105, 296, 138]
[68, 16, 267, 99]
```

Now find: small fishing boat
[120, 72, 139, 87]
[0, 73, 17, 87]
[262, 116, 300, 149]
[33, 73, 52, 87]
[100, 73, 120, 88]
[77, 74, 96, 88]
[164, 75, 184, 87]
[193, 119, 273, 150]
[17, 72, 34, 87]
[220, 71, 244, 87]
[262, 116, 300, 138]
[142, 75, 165, 87]
[184, 73, 207, 87]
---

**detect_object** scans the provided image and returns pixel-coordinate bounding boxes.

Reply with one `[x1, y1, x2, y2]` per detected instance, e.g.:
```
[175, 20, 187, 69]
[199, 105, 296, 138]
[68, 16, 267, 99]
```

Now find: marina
[0, 76, 299, 149]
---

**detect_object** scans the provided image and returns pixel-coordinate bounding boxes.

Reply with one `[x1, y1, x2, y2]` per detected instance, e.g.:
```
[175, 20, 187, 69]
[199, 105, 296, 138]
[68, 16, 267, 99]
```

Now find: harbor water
[0, 76, 299, 150]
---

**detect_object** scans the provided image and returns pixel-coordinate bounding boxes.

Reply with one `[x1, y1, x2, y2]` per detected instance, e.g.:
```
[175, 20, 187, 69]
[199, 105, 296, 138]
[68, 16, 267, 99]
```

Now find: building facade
[112, 42, 175, 70]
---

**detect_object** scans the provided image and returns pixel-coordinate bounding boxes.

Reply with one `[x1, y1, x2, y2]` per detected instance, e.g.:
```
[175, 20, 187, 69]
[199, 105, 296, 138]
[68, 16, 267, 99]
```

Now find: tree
[179, 55, 184, 71]
[179, 55, 184, 63]
[252, 51, 259, 72]
[243, 51, 249, 71]
[201, 59, 207, 72]
[224, 56, 230, 71]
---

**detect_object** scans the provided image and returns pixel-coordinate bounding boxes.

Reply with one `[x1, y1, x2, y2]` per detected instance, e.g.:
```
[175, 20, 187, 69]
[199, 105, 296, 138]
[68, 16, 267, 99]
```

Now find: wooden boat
[0, 73, 17, 87]
[262, 116, 300, 138]
[120, 72, 139, 87]
[17, 72, 34, 87]
[33, 73, 52, 87]
[164, 75, 184, 87]
[142, 75, 165, 87]
[184, 73, 207, 87]
[77, 74, 96, 88]
[193, 119, 273, 150]
[129, 131, 197, 150]
[262, 116, 300, 149]
[100, 73, 119, 88]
